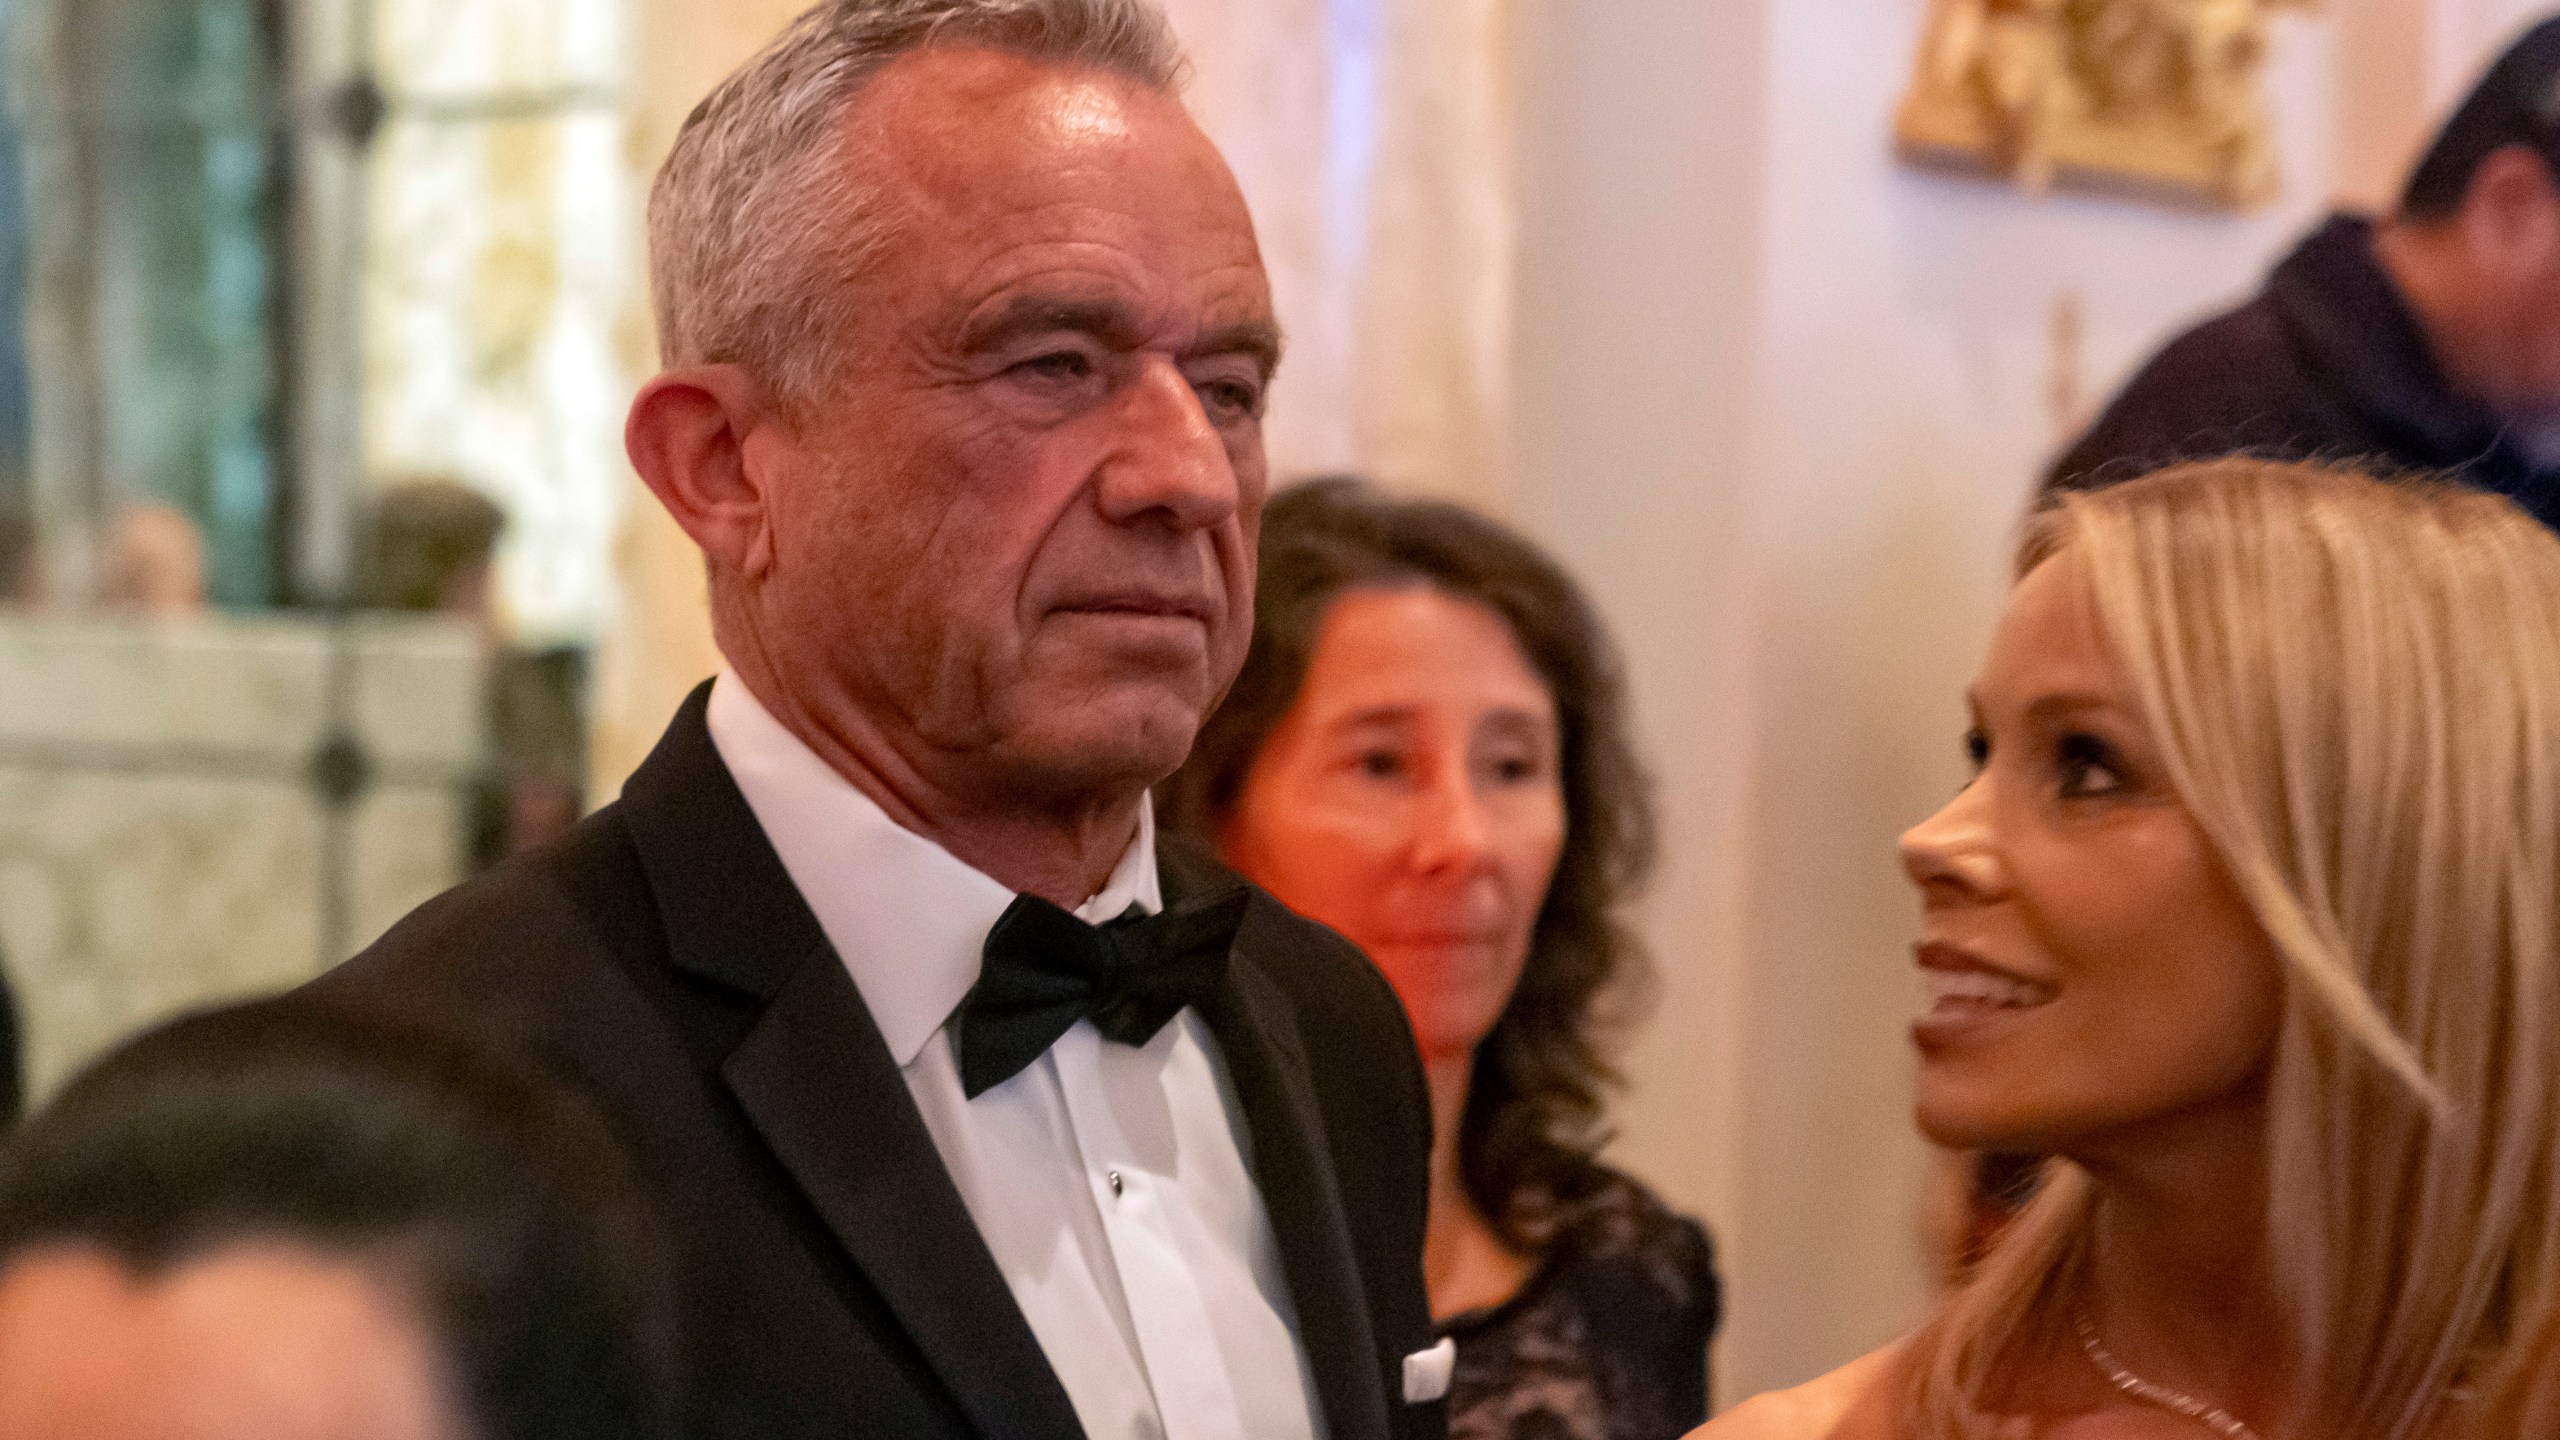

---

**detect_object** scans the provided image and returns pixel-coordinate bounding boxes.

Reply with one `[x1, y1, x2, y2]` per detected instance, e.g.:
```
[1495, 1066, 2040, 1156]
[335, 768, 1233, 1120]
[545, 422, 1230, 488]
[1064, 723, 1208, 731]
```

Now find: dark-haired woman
[1164, 477, 1719, 1440]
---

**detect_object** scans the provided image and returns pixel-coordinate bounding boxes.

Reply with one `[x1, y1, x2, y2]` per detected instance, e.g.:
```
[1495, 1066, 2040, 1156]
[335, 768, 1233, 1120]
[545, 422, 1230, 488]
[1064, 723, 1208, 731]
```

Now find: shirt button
[1107, 1169, 1125, 1197]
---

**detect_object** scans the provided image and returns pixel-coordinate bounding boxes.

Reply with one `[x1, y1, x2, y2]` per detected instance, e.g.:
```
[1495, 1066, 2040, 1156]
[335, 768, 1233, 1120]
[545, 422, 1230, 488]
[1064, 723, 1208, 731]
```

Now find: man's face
[743, 48, 1277, 811]
[0, 1243, 464, 1440]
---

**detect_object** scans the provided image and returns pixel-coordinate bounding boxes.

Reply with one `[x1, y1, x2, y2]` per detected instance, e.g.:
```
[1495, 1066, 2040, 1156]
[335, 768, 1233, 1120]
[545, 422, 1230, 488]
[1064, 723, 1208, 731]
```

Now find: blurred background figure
[1166, 478, 1719, 1440]
[356, 478, 588, 869]
[2050, 17, 2560, 527]
[0, 507, 38, 609]
[95, 502, 207, 615]
[356, 477, 503, 620]
[0, 509, 24, 1125]
[0, 998, 675, 1440]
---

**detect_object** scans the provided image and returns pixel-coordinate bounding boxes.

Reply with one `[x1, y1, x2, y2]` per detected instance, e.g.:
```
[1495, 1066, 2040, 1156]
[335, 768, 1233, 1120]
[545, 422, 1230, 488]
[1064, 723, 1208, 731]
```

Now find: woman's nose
[1411, 770, 1494, 872]
[1899, 783, 2001, 900]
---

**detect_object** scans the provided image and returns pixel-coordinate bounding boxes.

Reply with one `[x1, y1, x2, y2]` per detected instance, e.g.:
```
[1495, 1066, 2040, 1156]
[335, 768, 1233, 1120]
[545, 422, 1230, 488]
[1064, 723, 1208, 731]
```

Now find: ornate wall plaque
[1895, 0, 2315, 210]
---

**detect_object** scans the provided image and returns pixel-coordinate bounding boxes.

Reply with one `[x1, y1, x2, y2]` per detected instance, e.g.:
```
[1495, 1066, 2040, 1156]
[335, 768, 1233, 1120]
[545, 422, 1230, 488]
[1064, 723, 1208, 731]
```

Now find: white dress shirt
[706, 673, 1324, 1440]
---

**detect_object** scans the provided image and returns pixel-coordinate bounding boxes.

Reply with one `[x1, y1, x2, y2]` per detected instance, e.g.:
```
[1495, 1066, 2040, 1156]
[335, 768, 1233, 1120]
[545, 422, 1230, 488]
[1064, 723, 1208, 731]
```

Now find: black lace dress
[1438, 1169, 1720, 1440]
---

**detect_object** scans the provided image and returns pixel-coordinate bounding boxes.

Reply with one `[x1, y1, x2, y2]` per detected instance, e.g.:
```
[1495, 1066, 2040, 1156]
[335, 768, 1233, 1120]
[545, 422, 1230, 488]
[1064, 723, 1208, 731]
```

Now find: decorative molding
[1895, 0, 2316, 211]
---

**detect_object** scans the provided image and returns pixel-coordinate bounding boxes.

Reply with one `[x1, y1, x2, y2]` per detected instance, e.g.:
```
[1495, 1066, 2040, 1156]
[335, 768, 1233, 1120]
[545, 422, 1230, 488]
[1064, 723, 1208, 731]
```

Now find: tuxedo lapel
[623, 686, 1085, 1440]
[722, 952, 1086, 1440]
[1185, 886, 1394, 1440]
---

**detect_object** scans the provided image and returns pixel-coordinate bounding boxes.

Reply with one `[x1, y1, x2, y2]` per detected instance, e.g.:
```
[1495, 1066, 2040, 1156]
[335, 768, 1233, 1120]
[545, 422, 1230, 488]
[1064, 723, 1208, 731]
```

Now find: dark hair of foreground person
[0, 999, 678, 1440]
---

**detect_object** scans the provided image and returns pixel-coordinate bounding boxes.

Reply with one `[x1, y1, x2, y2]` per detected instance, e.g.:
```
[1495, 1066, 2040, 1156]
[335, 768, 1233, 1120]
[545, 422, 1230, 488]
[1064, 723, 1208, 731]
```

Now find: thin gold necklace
[2074, 1309, 2263, 1440]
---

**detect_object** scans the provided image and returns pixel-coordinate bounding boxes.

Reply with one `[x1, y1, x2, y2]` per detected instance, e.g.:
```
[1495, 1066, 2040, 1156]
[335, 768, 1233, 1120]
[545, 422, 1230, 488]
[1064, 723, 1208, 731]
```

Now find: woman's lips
[1911, 941, 2057, 1048]
[1365, 935, 1511, 967]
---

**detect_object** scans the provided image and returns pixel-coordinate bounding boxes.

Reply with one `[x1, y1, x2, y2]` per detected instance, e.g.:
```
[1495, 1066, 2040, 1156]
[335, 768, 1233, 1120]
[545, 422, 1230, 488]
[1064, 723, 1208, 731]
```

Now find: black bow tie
[954, 883, 1250, 1100]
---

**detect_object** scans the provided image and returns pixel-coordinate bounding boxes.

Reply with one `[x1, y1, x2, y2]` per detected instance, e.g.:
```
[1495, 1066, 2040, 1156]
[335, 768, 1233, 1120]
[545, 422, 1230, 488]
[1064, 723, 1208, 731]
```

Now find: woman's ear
[625, 365, 784, 582]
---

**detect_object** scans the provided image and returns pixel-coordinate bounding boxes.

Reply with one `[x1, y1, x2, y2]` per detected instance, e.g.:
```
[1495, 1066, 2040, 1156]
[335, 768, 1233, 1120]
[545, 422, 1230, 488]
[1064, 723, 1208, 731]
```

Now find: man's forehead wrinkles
[959, 293, 1146, 352]
[951, 254, 1273, 341]
[1199, 318, 1284, 377]
[948, 202, 1256, 269]
[955, 293, 1281, 376]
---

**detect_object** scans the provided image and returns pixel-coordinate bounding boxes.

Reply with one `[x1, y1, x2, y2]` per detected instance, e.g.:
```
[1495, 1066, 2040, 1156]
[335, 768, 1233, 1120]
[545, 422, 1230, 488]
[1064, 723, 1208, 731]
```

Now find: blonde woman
[1704, 459, 2560, 1439]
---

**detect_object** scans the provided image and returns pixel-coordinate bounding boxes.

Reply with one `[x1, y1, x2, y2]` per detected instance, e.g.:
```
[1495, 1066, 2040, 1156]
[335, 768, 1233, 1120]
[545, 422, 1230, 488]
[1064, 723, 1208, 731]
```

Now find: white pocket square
[1402, 1337, 1456, 1404]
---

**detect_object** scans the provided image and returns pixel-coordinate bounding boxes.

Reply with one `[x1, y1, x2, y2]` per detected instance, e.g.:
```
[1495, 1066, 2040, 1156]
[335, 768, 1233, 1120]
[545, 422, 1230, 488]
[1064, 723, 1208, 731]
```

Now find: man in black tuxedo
[304, 3, 1444, 1438]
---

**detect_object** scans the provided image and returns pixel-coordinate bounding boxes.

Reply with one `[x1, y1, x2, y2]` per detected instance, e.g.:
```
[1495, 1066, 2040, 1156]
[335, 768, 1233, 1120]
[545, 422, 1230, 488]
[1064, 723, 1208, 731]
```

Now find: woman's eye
[1355, 750, 1403, 780]
[2055, 734, 2124, 798]
[1963, 730, 1990, 772]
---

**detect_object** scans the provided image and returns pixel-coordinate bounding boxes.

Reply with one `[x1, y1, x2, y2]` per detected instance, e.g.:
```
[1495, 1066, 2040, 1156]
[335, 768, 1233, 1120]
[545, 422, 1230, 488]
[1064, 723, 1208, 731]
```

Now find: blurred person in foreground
[1164, 479, 1719, 1440]
[1702, 459, 2560, 1439]
[2050, 17, 2560, 529]
[357, 478, 587, 867]
[0, 999, 675, 1440]
[305, 3, 1444, 1438]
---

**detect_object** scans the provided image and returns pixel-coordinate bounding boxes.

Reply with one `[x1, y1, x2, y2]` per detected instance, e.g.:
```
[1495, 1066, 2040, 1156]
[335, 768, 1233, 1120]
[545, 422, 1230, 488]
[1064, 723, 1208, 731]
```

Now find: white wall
[1506, 0, 1771, 1380]
[2433, 0, 2560, 104]
[1509, 0, 2353, 1403]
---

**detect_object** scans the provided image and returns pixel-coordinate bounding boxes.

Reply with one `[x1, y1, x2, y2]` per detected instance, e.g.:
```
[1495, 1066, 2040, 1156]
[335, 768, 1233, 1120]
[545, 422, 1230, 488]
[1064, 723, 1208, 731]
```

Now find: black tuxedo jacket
[303, 686, 1444, 1440]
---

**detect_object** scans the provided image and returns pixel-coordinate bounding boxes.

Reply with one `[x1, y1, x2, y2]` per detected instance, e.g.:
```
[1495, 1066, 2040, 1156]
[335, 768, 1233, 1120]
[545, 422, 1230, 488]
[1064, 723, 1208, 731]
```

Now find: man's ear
[2458, 144, 2560, 279]
[626, 365, 785, 582]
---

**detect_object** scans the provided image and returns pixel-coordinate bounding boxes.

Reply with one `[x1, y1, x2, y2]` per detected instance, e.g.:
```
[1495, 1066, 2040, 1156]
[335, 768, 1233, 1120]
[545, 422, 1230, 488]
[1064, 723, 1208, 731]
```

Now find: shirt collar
[704, 670, 1161, 1068]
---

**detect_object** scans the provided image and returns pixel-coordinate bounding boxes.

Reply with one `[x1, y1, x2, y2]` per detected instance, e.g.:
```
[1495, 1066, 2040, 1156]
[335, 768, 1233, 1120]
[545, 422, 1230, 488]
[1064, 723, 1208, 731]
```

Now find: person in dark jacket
[2049, 16, 2560, 530]
[304, 5, 1446, 1439]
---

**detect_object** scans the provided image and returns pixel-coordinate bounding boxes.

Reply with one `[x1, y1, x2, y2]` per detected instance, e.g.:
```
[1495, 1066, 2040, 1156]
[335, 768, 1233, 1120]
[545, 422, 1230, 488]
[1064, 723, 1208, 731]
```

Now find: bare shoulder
[1688, 1345, 1904, 1440]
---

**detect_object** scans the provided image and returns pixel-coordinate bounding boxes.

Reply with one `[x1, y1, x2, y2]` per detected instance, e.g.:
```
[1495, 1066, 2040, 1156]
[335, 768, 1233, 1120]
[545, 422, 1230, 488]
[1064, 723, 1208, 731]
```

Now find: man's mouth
[1057, 594, 1213, 624]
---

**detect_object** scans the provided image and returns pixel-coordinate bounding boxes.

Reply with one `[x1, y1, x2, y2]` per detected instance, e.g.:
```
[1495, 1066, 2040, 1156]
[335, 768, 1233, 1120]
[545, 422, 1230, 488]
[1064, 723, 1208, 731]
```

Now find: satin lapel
[1194, 936, 1393, 1440]
[625, 686, 1084, 1440]
[722, 954, 1086, 1440]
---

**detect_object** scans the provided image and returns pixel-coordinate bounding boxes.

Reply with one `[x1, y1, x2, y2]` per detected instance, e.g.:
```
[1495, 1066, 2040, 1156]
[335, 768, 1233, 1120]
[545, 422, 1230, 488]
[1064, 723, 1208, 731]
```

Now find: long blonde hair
[1904, 459, 2560, 1438]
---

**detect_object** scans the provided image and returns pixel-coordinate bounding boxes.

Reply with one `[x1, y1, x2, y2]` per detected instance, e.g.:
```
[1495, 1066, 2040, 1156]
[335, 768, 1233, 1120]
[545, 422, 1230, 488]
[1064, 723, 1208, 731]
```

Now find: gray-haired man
[306, 3, 1445, 1438]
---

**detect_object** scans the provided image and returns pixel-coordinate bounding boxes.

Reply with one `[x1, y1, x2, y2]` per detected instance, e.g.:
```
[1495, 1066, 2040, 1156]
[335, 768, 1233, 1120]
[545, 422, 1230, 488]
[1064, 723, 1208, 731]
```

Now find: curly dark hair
[1161, 477, 1657, 1252]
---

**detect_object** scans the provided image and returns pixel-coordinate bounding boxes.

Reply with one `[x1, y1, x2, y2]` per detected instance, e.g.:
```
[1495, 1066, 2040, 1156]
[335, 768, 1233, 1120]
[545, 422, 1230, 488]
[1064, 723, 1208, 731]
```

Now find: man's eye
[1356, 750, 1403, 779]
[1194, 377, 1264, 420]
[1013, 351, 1095, 382]
[1963, 730, 1989, 771]
[2055, 734, 2124, 799]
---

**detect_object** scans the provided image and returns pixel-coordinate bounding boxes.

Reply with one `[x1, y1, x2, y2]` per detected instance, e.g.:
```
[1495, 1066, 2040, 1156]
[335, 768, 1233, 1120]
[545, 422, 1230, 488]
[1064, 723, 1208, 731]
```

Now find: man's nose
[1899, 782, 2001, 901]
[1093, 357, 1239, 530]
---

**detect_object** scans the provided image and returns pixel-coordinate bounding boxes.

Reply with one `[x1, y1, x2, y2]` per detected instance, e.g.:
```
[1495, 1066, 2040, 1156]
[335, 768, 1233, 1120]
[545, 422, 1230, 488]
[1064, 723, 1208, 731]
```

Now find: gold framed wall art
[1895, 0, 2316, 211]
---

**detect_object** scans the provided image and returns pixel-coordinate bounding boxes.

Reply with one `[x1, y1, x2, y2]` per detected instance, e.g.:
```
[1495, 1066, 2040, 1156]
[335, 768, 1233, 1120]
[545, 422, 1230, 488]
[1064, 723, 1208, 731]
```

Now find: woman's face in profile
[1222, 586, 1567, 1063]
[1899, 552, 2283, 1157]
